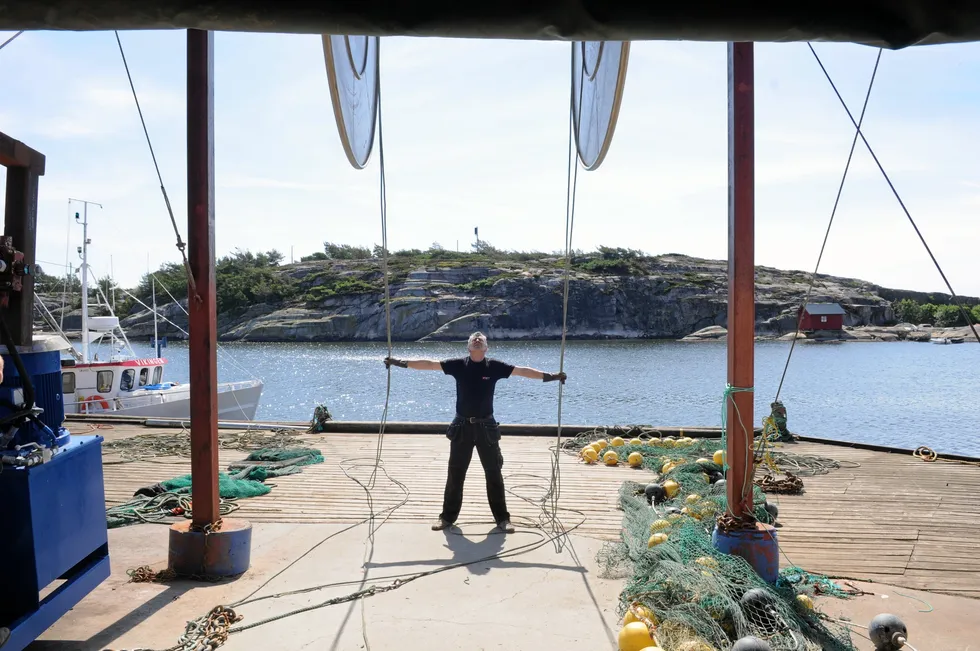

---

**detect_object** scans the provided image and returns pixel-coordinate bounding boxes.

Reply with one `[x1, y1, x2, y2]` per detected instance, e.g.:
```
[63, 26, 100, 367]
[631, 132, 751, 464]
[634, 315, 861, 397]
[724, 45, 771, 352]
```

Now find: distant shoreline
[55, 324, 977, 345]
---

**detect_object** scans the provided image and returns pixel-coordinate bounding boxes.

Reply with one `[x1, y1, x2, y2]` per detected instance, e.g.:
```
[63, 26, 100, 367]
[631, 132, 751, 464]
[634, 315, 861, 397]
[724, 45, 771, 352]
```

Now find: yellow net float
[618, 621, 653, 651]
[647, 532, 668, 547]
[662, 480, 680, 498]
[611, 436, 626, 447]
[582, 447, 599, 463]
[650, 519, 671, 533]
[628, 452, 644, 467]
[603, 450, 619, 466]
[713, 449, 726, 465]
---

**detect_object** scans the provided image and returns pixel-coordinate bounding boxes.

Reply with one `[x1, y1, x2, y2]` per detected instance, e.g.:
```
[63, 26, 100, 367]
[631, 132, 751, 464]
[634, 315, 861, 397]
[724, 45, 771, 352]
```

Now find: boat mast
[152, 276, 160, 357]
[70, 198, 101, 364]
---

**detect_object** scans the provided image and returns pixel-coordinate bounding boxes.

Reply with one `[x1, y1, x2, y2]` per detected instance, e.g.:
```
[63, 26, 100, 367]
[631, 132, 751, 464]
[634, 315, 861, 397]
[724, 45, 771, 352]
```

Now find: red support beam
[186, 29, 220, 528]
[726, 42, 755, 519]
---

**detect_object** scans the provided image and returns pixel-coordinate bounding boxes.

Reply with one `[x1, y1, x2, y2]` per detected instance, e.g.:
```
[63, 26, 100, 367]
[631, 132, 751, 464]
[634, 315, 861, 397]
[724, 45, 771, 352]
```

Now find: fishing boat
[46, 201, 264, 420]
[931, 336, 965, 344]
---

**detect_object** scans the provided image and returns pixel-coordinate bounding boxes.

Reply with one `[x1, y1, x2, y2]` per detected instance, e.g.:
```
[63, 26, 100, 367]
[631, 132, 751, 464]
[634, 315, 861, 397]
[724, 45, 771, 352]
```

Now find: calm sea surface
[116, 339, 980, 457]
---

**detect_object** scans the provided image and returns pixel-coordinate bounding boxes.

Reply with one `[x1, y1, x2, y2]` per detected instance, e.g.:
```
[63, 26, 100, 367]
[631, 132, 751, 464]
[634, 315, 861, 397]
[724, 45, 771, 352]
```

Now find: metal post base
[168, 518, 252, 577]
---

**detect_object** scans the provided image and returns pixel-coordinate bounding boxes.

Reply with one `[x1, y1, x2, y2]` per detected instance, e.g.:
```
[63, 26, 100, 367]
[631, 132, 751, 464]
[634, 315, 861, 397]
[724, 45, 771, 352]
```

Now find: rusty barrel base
[711, 521, 779, 584]
[168, 518, 252, 578]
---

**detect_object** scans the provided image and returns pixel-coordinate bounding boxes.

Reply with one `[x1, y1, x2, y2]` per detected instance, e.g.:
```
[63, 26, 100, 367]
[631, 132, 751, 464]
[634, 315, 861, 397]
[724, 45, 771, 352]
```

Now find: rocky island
[37, 246, 980, 344]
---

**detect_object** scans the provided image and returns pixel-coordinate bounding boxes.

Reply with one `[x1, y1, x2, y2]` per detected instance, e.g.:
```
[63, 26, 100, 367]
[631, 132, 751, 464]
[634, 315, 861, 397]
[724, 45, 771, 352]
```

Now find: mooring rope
[809, 43, 980, 345]
[774, 47, 883, 403]
[0, 31, 23, 52]
[114, 31, 200, 302]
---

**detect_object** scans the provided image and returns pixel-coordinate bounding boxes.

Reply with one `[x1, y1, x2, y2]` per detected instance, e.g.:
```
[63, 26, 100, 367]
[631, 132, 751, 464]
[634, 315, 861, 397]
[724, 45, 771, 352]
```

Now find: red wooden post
[186, 29, 219, 528]
[726, 42, 755, 519]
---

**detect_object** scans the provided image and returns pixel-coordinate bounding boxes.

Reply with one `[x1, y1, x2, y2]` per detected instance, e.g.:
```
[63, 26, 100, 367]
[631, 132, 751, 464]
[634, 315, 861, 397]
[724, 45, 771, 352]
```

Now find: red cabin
[799, 303, 846, 331]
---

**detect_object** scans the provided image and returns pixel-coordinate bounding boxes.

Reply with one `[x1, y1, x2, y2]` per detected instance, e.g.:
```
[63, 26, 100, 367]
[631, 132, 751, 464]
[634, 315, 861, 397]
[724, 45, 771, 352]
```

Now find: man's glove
[543, 372, 567, 383]
[384, 357, 408, 368]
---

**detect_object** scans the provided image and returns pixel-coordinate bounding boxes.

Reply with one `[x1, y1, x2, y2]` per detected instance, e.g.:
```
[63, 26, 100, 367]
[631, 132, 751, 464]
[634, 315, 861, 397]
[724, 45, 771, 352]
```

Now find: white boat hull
[69, 380, 264, 421]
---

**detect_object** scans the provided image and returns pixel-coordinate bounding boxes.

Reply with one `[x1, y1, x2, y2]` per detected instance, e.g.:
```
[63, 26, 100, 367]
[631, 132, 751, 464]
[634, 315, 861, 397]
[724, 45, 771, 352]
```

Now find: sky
[1, 31, 978, 294]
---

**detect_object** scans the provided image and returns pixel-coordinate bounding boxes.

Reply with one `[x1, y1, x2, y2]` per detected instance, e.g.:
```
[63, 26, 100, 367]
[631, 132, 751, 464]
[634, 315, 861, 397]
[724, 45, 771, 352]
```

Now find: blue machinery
[0, 132, 110, 650]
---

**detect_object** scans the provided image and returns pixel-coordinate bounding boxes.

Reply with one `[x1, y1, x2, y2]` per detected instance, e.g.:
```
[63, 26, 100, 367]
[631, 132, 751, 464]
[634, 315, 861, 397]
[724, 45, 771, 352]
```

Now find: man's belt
[458, 415, 495, 424]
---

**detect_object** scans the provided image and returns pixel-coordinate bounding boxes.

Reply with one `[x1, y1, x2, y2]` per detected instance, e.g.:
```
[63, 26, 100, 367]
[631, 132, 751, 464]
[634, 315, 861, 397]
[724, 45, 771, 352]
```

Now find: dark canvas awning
[1, 1, 980, 49]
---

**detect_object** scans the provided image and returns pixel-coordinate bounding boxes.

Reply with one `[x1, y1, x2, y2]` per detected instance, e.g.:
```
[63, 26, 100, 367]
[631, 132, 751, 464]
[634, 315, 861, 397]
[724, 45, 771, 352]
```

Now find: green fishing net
[228, 446, 324, 480]
[161, 472, 272, 498]
[565, 429, 855, 651]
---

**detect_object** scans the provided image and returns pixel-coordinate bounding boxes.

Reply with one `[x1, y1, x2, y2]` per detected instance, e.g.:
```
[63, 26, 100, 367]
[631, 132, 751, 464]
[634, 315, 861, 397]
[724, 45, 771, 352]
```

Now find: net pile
[103, 428, 305, 463]
[106, 446, 324, 528]
[564, 428, 856, 651]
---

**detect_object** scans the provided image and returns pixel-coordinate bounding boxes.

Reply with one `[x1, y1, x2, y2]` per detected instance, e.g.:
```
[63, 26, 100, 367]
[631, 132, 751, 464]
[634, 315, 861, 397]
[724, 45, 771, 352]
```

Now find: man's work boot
[431, 518, 452, 531]
[497, 520, 515, 534]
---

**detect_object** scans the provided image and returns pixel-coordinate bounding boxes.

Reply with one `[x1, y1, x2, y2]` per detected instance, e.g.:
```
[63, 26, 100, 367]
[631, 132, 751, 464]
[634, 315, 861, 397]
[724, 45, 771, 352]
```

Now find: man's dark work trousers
[439, 420, 510, 524]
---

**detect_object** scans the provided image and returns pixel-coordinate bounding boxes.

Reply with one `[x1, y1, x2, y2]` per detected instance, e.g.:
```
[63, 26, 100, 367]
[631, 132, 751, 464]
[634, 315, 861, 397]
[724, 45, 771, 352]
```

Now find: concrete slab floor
[31, 521, 624, 651]
[816, 581, 977, 651]
[28, 523, 978, 651]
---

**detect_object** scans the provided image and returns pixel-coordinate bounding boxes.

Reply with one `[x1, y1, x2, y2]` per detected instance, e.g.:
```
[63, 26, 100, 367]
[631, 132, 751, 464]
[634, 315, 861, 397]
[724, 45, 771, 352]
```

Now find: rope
[774, 47, 883, 402]
[0, 31, 23, 52]
[114, 31, 201, 303]
[809, 43, 980, 345]
[720, 384, 754, 515]
[541, 43, 589, 554]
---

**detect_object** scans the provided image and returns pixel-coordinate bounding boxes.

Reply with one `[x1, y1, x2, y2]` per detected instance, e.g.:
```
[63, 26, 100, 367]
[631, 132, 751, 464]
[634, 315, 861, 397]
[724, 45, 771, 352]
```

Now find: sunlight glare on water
[123, 339, 980, 456]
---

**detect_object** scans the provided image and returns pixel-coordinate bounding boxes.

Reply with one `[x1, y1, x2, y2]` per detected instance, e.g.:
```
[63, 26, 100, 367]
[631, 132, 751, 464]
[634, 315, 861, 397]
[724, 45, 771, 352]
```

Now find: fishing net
[102, 427, 306, 463]
[106, 472, 263, 529]
[107, 448, 324, 528]
[308, 403, 333, 433]
[228, 446, 325, 480]
[564, 429, 856, 651]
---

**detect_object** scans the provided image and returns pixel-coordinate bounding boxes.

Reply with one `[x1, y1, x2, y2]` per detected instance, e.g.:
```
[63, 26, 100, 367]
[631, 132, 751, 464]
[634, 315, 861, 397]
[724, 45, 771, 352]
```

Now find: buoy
[647, 438, 662, 447]
[662, 479, 680, 498]
[582, 447, 599, 464]
[612, 436, 626, 447]
[662, 437, 676, 448]
[676, 641, 713, 651]
[623, 604, 658, 626]
[709, 471, 724, 484]
[713, 449, 726, 466]
[740, 588, 775, 611]
[650, 519, 671, 532]
[695, 556, 720, 570]
[664, 506, 682, 515]
[593, 439, 609, 452]
[647, 532, 668, 547]
[637, 647, 664, 651]
[696, 457, 711, 465]
[644, 483, 666, 505]
[795, 594, 814, 610]
[731, 637, 773, 651]
[661, 461, 675, 475]
[714, 479, 727, 493]
[686, 494, 701, 505]
[628, 452, 644, 467]
[630, 437, 643, 446]
[666, 513, 684, 523]
[869, 613, 908, 651]
[604, 450, 619, 466]
[618, 622, 653, 651]
[764, 501, 778, 520]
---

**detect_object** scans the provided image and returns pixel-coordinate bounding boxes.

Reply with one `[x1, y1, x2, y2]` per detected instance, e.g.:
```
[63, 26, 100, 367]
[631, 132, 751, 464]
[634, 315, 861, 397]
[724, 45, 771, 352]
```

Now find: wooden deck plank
[95, 426, 980, 597]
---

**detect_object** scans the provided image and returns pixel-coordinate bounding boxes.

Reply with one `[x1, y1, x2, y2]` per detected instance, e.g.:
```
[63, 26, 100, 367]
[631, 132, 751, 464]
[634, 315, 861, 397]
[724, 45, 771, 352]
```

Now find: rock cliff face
[100, 254, 932, 342]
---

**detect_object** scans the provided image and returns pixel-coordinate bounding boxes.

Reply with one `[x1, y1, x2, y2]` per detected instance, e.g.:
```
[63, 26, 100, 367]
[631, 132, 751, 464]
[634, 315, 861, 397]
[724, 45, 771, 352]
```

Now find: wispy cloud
[2, 33, 977, 295]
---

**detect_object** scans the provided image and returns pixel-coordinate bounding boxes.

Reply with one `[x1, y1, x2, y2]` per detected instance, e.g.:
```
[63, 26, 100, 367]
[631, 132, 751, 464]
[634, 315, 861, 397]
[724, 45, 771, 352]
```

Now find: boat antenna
[69, 198, 102, 364]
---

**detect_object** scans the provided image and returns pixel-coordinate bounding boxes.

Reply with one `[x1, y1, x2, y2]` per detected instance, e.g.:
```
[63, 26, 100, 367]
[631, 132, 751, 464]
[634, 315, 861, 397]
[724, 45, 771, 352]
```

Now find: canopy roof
[2, 1, 979, 49]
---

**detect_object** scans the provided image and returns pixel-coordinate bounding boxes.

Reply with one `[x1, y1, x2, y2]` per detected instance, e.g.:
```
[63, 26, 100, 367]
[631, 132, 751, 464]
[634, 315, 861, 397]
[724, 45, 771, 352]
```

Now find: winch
[0, 130, 110, 651]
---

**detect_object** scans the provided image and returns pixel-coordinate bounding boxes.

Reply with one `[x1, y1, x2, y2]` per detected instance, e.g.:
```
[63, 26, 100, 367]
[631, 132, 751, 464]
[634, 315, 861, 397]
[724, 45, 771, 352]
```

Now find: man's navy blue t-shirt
[441, 357, 515, 418]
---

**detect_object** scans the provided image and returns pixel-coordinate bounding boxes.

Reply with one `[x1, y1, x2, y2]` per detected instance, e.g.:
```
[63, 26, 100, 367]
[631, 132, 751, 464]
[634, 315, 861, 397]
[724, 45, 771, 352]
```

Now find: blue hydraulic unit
[0, 132, 110, 650]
